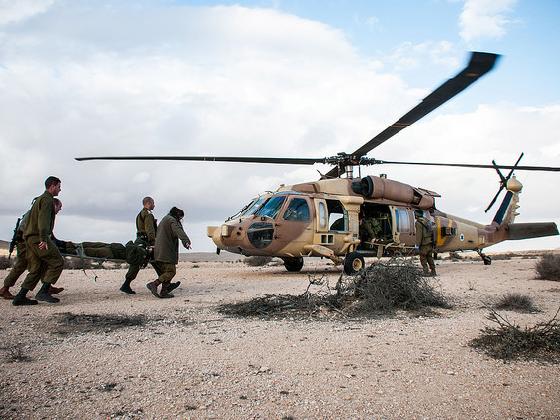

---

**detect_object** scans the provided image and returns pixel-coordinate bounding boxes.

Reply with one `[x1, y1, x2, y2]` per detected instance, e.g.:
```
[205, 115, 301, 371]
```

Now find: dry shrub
[490, 252, 517, 261]
[351, 258, 451, 313]
[244, 256, 273, 267]
[535, 254, 560, 281]
[219, 257, 450, 319]
[470, 308, 560, 362]
[493, 293, 539, 313]
[0, 256, 13, 270]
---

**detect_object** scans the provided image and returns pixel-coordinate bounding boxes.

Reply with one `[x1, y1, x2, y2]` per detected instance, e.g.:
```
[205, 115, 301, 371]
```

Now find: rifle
[8, 217, 21, 260]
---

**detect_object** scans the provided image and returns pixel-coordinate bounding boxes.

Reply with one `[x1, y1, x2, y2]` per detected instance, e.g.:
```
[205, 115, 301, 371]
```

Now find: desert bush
[448, 251, 463, 261]
[351, 258, 451, 313]
[219, 257, 451, 319]
[470, 308, 560, 362]
[493, 293, 539, 313]
[535, 254, 560, 281]
[490, 252, 517, 261]
[0, 256, 13, 270]
[244, 256, 273, 267]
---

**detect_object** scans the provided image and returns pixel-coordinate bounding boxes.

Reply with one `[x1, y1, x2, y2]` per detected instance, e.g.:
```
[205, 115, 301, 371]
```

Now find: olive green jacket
[360, 218, 382, 241]
[23, 191, 55, 242]
[136, 208, 157, 245]
[415, 217, 434, 247]
[154, 214, 191, 264]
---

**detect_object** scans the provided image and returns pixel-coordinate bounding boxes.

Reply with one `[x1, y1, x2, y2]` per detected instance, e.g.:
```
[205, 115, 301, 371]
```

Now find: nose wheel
[283, 257, 304, 272]
[344, 252, 365, 275]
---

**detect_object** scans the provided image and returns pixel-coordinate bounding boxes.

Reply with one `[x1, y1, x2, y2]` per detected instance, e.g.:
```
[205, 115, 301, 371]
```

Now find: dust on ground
[1, 254, 559, 419]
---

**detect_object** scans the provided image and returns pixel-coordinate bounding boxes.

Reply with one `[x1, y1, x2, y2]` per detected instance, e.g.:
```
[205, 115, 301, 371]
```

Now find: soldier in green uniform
[147, 207, 191, 299]
[1, 199, 64, 300]
[359, 211, 383, 249]
[12, 176, 65, 306]
[120, 196, 162, 294]
[415, 209, 437, 276]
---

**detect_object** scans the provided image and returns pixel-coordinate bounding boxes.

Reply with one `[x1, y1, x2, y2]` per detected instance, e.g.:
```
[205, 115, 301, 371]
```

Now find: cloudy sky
[0, 0, 558, 252]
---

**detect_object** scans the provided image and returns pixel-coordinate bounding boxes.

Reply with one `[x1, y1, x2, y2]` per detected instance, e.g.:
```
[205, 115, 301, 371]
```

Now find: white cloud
[459, 0, 517, 42]
[387, 41, 459, 71]
[0, 0, 54, 25]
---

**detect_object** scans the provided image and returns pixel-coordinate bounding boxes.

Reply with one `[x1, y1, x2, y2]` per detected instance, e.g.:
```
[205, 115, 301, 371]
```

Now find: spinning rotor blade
[75, 155, 325, 165]
[326, 51, 500, 178]
[368, 159, 560, 172]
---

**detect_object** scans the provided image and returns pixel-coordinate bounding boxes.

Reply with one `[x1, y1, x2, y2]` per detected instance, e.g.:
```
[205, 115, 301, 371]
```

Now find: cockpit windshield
[228, 195, 268, 220]
[255, 195, 287, 219]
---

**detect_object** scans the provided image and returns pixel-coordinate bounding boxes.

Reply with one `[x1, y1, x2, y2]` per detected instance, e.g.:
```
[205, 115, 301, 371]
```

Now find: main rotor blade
[370, 159, 560, 172]
[75, 155, 326, 165]
[326, 51, 499, 178]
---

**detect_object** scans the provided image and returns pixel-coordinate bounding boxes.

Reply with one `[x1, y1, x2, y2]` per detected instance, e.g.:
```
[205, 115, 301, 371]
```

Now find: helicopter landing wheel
[283, 257, 304, 272]
[344, 252, 365, 275]
[482, 255, 492, 265]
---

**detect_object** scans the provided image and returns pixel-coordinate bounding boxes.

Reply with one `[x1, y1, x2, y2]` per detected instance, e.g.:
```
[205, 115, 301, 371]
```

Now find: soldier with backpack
[415, 209, 437, 276]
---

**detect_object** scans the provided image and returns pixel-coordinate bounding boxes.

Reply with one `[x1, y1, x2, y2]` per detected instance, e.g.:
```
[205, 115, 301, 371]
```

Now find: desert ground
[1, 252, 559, 419]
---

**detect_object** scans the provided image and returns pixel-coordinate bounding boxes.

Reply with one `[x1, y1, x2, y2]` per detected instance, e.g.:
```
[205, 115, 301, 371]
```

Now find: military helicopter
[77, 52, 559, 274]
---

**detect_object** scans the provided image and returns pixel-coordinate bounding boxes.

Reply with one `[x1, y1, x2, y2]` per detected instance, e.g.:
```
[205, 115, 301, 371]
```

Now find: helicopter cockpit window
[283, 198, 310, 221]
[327, 199, 348, 231]
[239, 196, 267, 217]
[255, 195, 286, 219]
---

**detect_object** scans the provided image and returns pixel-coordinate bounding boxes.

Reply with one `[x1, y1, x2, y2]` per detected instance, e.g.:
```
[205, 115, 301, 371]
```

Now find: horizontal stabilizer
[506, 222, 559, 241]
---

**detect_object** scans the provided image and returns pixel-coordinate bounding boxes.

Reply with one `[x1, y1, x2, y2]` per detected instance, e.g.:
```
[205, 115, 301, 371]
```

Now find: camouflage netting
[219, 257, 451, 319]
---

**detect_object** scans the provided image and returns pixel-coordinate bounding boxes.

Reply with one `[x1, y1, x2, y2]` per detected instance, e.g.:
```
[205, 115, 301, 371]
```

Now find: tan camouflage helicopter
[77, 52, 559, 274]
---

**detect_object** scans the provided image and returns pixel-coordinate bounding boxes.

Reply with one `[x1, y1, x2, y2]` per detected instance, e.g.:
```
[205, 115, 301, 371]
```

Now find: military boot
[49, 285, 65, 294]
[430, 268, 437, 277]
[146, 280, 161, 298]
[0, 286, 14, 300]
[120, 280, 136, 295]
[35, 283, 60, 304]
[167, 281, 181, 293]
[159, 283, 175, 299]
[12, 288, 38, 306]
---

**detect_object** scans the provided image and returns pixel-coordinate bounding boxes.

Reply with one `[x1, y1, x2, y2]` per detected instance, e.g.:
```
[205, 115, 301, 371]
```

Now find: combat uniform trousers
[419, 244, 436, 275]
[22, 236, 64, 291]
[156, 262, 176, 284]
[3, 241, 27, 288]
[125, 261, 163, 282]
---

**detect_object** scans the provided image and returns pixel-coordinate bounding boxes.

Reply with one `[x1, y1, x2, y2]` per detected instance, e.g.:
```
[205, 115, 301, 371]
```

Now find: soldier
[415, 209, 436, 276]
[12, 176, 65, 306]
[359, 211, 382, 248]
[120, 196, 162, 294]
[1, 199, 64, 300]
[146, 207, 191, 299]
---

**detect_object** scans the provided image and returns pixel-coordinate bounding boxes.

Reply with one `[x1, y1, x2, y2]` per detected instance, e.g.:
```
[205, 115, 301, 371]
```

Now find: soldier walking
[1, 199, 64, 300]
[12, 176, 65, 306]
[120, 196, 163, 294]
[415, 209, 436, 276]
[146, 207, 191, 299]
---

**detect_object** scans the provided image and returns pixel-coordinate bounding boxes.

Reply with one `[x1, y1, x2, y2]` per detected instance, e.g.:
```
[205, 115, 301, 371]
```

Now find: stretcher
[55, 240, 149, 266]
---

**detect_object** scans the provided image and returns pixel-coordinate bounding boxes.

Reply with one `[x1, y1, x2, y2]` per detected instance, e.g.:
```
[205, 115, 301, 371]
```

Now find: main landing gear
[477, 249, 492, 265]
[343, 252, 365, 275]
[282, 257, 304, 272]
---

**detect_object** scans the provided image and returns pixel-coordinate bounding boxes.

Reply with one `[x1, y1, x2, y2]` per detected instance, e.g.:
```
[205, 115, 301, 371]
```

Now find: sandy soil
[1, 255, 559, 419]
